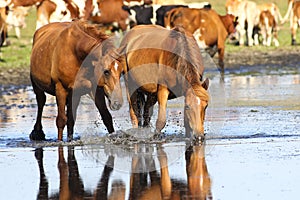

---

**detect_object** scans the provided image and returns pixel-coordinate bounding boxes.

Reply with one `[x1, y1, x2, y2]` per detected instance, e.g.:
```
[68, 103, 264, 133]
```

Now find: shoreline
[1, 47, 300, 86]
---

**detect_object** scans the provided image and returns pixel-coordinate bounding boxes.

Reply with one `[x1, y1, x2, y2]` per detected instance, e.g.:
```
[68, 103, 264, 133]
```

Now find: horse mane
[73, 19, 109, 43]
[166, 26, 209, 100]
[168, 26, 204, 81]
[191, 84, 209, 101]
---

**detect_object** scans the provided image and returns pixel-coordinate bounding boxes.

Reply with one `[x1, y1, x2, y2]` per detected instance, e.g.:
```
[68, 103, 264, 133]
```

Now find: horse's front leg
[30, 82, 46, 140]
[95, 86, 114, 133]
[157, 146, 171, 199]
[56, 83, 68, 141]
[66, 91, 81, 141]
[155, 85, 169, 134]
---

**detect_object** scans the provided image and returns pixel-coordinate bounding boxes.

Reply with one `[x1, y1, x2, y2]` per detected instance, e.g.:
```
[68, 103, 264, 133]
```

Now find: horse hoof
[30, 130, 46, 141]
[67, 135, 73, 142]
[192, 135, 205, 145]
[152, 131, 165, 140]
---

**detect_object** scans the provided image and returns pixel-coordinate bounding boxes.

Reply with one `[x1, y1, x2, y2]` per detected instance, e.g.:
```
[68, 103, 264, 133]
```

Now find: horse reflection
[34, 148, 49, 200]
[34, 146, 124, 200]
[129, 144, 212, 200]
[34, 144, 211, 199]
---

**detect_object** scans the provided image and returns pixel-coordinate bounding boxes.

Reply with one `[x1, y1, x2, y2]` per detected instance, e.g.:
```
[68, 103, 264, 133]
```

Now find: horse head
[184, 78, 209, 140]
[93, 50, 123, 111]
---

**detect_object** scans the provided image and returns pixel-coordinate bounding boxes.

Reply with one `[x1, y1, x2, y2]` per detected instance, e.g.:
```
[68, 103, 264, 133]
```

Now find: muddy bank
[0, 67, 30, 86]
[225, 47, 300, 69]
[1, 47, 300, 86]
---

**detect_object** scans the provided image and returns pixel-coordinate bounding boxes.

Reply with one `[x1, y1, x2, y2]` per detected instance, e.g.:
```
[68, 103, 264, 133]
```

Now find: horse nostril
[112, 101, 122, 109]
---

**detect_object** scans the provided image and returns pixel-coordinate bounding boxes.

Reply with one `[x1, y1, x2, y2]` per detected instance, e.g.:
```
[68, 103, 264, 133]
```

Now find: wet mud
[0, 51, 300, 199]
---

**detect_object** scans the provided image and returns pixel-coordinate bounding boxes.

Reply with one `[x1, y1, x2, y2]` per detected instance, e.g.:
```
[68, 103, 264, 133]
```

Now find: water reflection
[34, 143, 212, 200]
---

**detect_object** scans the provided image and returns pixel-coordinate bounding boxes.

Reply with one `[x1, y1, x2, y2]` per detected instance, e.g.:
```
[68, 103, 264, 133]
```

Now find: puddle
[0, 72, 300, 199]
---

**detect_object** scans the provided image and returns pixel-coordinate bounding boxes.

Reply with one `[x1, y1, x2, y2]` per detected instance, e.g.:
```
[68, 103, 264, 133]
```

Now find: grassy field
[0, 0, 299, 69]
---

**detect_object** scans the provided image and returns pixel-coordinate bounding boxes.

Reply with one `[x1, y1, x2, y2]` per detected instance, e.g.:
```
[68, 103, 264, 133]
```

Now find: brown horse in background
[119, 25, 209, 141]
[30, 19, 123, 141]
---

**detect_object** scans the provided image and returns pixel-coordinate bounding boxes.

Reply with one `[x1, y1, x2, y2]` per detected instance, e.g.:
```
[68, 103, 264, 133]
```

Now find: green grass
[0, 1, 300, 69]
[0, 7, 36, 69]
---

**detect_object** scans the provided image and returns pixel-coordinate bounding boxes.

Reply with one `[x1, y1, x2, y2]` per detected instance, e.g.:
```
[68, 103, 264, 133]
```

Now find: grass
[0, 0, 300, 69]
[0, 7, 36, 69]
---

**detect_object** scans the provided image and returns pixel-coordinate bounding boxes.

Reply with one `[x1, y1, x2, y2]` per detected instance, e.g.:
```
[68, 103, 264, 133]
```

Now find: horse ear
[202, 78, 209, 90]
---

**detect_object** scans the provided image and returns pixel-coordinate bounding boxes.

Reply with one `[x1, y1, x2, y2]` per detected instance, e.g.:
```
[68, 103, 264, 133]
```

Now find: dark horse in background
[119, 25, 209, 141]
[30, 19, 123, 141]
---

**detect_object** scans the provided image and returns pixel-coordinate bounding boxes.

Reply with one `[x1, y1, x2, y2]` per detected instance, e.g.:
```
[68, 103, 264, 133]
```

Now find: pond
[0, 70, 299, 199]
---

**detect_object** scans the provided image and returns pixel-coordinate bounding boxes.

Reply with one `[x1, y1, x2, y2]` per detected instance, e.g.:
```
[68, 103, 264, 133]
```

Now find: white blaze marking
[114, 62, 119, 71]
[197, 97, 201, 105]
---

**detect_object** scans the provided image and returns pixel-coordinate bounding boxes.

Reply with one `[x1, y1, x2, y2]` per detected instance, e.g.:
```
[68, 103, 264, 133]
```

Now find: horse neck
[72, 24, 103, 60]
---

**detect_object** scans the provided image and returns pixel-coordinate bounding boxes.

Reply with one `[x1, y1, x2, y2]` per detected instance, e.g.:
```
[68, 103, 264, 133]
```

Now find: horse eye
[185, 105, 190, 110]
[104, 70, 110, 76]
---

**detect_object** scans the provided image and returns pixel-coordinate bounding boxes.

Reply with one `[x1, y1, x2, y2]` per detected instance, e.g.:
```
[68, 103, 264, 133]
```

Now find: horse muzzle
[109, 100, 122, 110]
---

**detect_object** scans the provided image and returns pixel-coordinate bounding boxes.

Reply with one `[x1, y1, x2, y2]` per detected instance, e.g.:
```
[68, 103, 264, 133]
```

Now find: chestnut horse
[30, 19, 123, 141]
[119, 25, 209, 141]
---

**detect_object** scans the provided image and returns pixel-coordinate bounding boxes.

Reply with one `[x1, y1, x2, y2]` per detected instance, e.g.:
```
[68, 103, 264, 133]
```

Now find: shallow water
[0, 71, 300, 199]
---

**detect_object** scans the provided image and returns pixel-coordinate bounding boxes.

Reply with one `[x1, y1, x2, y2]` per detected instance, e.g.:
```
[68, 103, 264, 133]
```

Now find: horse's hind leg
[30, 84, 46, 140]
[130, 90, 144, 127]
[143, 94, 157, 127]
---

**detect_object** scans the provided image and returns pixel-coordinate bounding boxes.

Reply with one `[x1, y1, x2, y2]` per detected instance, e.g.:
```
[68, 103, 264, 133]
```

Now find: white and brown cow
[36, 0, 78, 30]
[225, 0, 260, 46]
[259, 10, 279, 47]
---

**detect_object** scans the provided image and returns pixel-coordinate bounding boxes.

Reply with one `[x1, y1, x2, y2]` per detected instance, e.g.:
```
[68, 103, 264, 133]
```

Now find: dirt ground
[0, 47, 300, 86]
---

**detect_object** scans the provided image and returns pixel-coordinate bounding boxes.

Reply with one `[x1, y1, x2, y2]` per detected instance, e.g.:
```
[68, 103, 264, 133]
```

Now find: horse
[119, 25, 209, 141]
[30, 19, 123, 141]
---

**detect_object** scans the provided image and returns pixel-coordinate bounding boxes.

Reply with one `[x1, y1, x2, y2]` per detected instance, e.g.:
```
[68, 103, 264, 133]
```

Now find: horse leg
[66, 92, 80, 141]
[95, 86, 114, 133]
[125, 75, 139, 128]
[217, 46, 225, 74]
[143, 94, 157, 127]
[130, 90, 145, 127]
[55, 83, 68, 141]
[184, 109, 193, 138]
[30, 83, 46, 140]
[155, 85, 169, 135]
[157, 146, 171, 199]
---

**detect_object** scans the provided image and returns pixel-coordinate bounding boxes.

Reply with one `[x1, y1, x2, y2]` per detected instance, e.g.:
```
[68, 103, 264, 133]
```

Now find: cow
[225, 0, 260, 46]
[36, 0, 79, 30]
[282, 0, 300, 45]
[0, 7, 8, 46]
[259, 10, 279, 47]
[122, 2, 210, 27]
[165, 7, 237, 73]
[258, 3, 284, 25]
[88, 0, 129, 31]
[5, 6, 30, 38]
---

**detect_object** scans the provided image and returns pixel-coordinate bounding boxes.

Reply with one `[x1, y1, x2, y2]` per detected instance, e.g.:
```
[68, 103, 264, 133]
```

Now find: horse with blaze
[119, 25, 209, 141]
